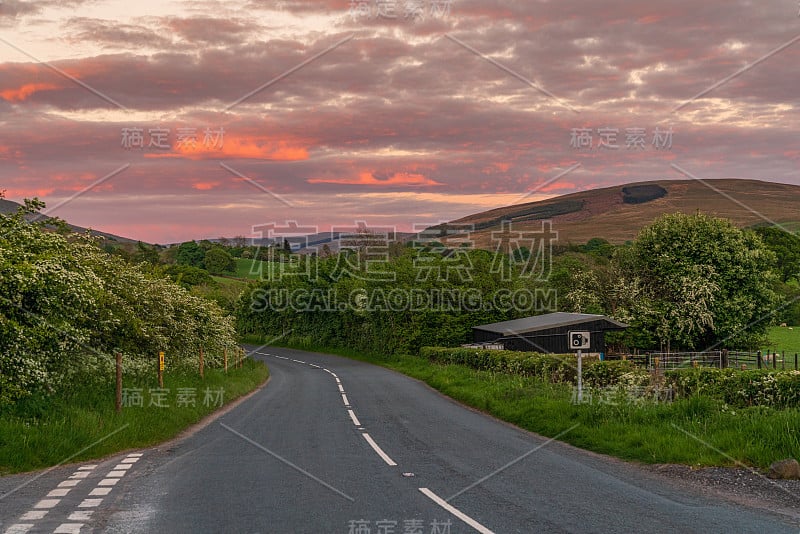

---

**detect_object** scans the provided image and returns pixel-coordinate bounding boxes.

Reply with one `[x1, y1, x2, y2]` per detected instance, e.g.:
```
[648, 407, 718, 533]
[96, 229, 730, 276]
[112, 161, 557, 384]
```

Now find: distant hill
[0, 198, 138, 244]
[437, 179, 800, 247]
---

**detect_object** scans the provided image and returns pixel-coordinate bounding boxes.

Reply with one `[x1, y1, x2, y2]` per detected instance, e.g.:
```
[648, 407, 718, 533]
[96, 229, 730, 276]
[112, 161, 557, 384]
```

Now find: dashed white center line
[89, 487, 112, 496]
[47, 488, 71, 497]
[419, 488, 496, 534]
[19, 511, 47, 520]
[113, 463, 133, 470]
[58, 480, 80, 488]
[4, 524, 33, 533]
[347, 410, 361, 427]
[78, 498, 103, 508]
[362, 433, 397, 466]
[97, 478, 119, 486]
[119, 457, 139, 464]
[54, 523, 83, 534]
[33, 499, 60, 509]
[69, 472, 90, 479]
[105, 470, 127, 478]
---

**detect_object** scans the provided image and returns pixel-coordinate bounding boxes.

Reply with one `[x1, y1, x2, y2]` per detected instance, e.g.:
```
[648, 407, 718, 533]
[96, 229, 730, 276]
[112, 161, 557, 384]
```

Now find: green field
[762, 326, 800, 361]
[234, 258, 266, 280]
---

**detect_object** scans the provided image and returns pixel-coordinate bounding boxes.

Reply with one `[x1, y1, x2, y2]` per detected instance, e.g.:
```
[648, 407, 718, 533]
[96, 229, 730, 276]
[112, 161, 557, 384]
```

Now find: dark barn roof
[473, 313, 628, 354]
[474, 312, 627, 336]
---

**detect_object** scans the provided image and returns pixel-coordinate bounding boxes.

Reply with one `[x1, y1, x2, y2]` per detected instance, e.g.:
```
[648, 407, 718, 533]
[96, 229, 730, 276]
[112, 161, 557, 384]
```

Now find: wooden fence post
[224, 348, 228, 373]
[757, 350, 762, 369]
[115, 353, 123, 413]
[773, 352, 777, 370]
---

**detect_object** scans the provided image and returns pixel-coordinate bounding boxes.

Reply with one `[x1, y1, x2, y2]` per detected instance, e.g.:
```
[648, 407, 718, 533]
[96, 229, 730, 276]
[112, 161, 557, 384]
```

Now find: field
[234, 258, 266, 280]
[762, 326, 800, 359]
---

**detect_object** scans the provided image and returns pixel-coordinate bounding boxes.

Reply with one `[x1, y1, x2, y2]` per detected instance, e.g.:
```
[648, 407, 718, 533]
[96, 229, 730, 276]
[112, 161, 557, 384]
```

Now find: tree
[204, 247, 236, 275]
[751, 226, 800, 283]
[176, 241, 205, 268]
[615, 213, 777, 350]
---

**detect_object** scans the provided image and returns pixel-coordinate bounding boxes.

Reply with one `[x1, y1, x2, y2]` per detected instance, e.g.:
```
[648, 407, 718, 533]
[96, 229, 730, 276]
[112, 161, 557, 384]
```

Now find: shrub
[665, 368, 800, 408]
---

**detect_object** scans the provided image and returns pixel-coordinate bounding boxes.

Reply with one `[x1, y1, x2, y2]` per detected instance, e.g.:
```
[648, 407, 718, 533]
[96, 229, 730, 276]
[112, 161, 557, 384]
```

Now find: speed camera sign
[568, 331, 590, 350]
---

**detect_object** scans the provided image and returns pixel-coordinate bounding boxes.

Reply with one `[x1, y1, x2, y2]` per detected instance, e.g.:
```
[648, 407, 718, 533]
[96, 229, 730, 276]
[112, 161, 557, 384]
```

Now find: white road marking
[338, 384, 345, 393]
[77, 465, 97, 471]
[33, 498, 60, 509]
[419, 488, 495, 534]
[4, 524, 33, 533]
[362, 433, 397, 466]
[119, 457, 139, 464]
[341, 394, 349, 406]
[105, 470, 126, 478]
[347, 410, 361, 427]
[89, 487, 112, 496]
[58, 480, 80, 488]
[47, 488, 70, 497]
[335, 378, 341, 384]
[309, 364, 321, 368]
[69, 472, 90, 479]
[126, 453, 143, 458]
[78, 499, 102, 508]
[54, 524, 83, 533]
[113, 463, 133, 470]
[19, 511, 47, 520]
[68, 511, 93, 521]
[97, 478, 119, 486]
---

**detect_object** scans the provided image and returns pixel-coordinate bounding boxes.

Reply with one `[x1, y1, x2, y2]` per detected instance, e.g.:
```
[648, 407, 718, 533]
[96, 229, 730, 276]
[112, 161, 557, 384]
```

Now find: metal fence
[628, 350, 800, 371]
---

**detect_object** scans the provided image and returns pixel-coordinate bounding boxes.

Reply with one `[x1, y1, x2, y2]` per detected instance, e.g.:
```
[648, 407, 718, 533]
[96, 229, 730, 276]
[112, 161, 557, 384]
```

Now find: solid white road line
[347, 410, 361, 427]
[362, 433, 397, 466]
[418, 488, 495, 534]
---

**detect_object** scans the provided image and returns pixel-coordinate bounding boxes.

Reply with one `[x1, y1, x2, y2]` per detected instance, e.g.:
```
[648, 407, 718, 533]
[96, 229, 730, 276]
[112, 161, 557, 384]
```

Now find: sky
[0, 0, 798, 244]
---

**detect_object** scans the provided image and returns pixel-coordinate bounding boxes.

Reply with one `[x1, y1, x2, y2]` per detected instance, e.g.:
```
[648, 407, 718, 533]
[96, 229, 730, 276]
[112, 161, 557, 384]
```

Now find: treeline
[0, 199, 238, 407]
[238, 213, 789, 354]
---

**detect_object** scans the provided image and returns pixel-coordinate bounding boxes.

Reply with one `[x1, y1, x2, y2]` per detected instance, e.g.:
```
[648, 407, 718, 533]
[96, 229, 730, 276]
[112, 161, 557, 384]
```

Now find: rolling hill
[437, 179, 800, 247]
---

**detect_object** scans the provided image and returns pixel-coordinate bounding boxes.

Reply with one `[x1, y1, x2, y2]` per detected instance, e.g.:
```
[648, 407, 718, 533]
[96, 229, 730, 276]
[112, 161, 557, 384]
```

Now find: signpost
[158, 351, 165, 388]
[568, 331, 590, 402]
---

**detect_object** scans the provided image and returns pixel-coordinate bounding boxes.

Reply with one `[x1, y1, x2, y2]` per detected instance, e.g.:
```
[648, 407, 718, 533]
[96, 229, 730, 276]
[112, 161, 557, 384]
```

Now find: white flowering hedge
[0, 201, 238, 407]
[665, 368, 800, 408]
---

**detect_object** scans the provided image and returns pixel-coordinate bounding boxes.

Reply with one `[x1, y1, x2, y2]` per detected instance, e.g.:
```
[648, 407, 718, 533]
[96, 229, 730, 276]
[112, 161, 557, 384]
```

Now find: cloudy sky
[1, 0, 798, 243]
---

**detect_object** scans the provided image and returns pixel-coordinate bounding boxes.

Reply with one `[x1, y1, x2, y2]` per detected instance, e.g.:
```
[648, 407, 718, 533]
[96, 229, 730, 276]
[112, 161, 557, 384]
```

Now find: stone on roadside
[767, 459, 800, 480]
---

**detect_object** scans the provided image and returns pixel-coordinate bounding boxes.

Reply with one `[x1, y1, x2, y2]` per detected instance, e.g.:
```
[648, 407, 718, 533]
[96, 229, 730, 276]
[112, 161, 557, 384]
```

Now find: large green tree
[614, 213, 777, 350]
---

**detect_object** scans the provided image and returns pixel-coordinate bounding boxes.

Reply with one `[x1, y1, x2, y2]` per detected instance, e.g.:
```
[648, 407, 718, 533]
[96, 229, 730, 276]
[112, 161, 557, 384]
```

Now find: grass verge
[0, 359, 268, 475]
[242, 335, 800, 469]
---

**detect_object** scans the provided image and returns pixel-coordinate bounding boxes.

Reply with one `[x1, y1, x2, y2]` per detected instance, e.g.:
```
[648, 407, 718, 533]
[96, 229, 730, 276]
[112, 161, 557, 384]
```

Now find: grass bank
[0, 359, 268, 475]
[242, 335, 800, 469]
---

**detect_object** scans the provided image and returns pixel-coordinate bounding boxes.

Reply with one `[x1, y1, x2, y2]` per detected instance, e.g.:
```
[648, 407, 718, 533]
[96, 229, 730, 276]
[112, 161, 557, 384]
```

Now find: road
[1, 346, 797, 533]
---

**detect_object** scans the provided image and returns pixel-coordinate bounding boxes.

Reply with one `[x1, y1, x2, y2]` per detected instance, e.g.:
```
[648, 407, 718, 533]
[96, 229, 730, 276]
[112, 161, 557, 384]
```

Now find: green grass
[762, 326, 800, 360]
[244, 336, 800, 469]
[234, 258, 266, 280]
[0, 359, 269, 475]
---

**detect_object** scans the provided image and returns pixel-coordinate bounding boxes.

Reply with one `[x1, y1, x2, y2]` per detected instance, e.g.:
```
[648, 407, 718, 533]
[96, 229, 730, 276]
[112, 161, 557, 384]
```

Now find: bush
[665, 368, 800, 408]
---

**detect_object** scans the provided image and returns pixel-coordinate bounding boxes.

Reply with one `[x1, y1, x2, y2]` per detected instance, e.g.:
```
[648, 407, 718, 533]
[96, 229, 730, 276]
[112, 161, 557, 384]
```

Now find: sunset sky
[1, 0, 798, 243]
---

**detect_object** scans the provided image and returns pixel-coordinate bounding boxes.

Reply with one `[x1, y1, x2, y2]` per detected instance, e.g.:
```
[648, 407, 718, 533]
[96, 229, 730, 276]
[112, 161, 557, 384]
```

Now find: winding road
[1, 346, 797, 533]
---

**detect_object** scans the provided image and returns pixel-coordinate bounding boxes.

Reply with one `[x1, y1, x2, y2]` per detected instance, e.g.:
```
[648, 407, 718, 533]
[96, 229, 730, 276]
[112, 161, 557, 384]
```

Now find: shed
[473, 312, 628, 354]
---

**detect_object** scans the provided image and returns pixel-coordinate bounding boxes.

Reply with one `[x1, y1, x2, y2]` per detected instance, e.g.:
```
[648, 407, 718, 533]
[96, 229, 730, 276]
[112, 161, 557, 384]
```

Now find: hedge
[665, 368, 800, 408]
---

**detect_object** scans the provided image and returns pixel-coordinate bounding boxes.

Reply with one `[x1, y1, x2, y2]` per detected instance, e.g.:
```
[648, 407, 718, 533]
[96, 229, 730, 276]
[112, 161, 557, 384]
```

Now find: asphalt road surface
[1, 346, 798, 533]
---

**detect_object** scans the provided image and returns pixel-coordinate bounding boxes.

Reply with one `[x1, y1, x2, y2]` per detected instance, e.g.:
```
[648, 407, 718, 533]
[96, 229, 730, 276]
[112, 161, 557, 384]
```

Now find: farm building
[472, 312, 628, 354]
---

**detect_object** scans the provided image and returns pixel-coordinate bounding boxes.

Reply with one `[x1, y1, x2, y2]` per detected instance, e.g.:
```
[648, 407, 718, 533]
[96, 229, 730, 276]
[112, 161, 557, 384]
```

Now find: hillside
[0, 197, 138, 244]
[440, 179, 800, 247]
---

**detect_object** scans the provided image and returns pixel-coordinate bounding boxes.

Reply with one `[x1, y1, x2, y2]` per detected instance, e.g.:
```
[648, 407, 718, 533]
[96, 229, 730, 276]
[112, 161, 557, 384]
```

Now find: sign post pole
[568, 331, 591, 403]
